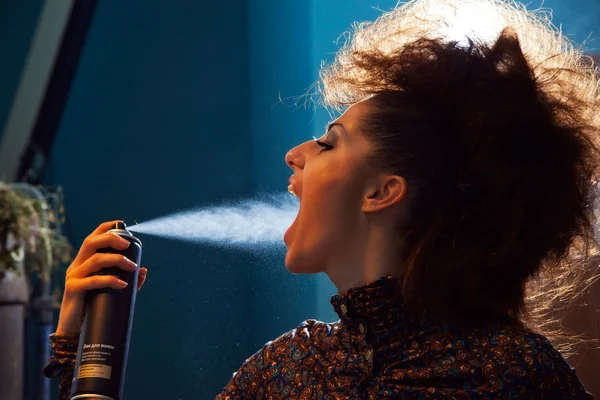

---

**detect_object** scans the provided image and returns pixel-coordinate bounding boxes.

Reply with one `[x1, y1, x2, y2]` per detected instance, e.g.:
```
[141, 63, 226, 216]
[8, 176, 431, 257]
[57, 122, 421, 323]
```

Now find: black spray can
[71, 222, 142, 400]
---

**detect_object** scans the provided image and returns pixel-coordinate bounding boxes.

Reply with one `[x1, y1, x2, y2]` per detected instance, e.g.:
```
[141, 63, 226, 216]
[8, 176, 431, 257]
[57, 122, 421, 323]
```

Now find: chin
[284, 247, 324, 274]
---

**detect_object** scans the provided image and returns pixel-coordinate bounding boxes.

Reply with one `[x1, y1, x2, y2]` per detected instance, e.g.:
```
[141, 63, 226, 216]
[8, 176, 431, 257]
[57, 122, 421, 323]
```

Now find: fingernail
[118, 280, 128, 288]
[111, 233, 130, 247]
[127, 260, 137, 270]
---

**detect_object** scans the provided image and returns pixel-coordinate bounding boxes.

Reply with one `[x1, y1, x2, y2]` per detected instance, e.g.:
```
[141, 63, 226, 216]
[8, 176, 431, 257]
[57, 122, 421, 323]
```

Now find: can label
[76, 342, 116, 379]
[78, 364, 112, 379]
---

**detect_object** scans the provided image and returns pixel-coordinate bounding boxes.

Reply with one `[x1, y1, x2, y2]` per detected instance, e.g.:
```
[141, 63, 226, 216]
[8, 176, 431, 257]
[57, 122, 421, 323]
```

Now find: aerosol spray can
[70, 222, 142, 400]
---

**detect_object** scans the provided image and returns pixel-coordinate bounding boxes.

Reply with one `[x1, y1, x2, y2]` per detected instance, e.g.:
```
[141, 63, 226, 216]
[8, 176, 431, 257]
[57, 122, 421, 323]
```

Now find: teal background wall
[541, 0, 600, 47]
[0, 0, 44, 141]
[0, 0, 594, 398]
[45, 1, 259, 398]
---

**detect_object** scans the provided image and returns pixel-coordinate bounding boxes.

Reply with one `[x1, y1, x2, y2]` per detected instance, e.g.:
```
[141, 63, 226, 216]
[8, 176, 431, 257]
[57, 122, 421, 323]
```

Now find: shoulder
[241, 319, 338, 367]
[221, 319, 349, 396]
[484, 327, 591, 398]
[259, 319, 339, 360]
[493, 328, 573, 375]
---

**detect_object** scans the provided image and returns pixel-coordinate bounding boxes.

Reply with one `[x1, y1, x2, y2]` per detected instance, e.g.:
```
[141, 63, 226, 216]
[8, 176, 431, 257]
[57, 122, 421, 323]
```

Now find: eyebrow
[327, 122, 348, 136]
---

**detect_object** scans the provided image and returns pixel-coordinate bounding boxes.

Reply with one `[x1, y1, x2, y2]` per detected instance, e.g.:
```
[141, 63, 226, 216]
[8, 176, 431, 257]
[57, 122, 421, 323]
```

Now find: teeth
[288, 184, 298, 197]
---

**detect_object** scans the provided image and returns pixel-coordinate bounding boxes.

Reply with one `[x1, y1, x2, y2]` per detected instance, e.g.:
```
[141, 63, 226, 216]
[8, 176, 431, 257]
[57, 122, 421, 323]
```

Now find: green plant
[0, 183, 73, 286]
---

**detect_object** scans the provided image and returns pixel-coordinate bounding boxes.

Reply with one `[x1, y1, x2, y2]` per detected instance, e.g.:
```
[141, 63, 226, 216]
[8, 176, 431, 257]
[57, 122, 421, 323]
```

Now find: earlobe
[361, 176, 407, 213]
[362, 190, 380, 212]
[361, 196, 379, 213]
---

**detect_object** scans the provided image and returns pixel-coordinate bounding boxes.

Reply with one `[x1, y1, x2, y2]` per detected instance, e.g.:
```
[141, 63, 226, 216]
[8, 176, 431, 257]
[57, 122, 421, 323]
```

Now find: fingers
[71, 232, 131, 270]
[137, 268, 147, 291]
[63, 220, 147, 302]
[67, 275, 129, 296]
[91, 220, 125, 236]
[69, 252, 137, 279]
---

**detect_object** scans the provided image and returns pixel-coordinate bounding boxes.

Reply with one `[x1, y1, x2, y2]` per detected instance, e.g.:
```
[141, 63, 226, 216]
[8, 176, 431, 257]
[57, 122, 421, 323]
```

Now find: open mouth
[288, 184, 298, 197]
[284, 182, 300, 245]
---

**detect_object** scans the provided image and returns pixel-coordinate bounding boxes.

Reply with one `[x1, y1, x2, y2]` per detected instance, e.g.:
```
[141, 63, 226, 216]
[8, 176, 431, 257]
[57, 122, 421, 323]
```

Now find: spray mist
[70, 222, 142, 400]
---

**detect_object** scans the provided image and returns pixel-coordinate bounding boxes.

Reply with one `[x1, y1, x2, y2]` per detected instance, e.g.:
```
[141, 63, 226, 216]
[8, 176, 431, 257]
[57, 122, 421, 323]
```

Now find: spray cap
[114, 221, 127, 230]
[108, 221, 141, 246]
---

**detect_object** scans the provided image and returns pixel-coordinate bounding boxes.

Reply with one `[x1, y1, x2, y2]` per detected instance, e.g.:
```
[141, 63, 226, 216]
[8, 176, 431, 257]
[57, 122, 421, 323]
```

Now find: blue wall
[0, 0, 44, 141]
[44, 0, 600, 398]
[47, 1, 256, 398]
[540, 0, 600, 49]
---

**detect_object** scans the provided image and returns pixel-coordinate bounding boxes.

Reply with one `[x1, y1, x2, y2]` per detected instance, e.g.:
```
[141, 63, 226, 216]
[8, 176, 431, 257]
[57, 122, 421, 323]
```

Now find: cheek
[304, 169, 360, 230]
[292, 174, 363, 264]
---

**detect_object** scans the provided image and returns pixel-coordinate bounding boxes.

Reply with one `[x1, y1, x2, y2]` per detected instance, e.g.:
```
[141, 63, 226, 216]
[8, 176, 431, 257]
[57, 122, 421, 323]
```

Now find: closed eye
[313, 137, 334, 153]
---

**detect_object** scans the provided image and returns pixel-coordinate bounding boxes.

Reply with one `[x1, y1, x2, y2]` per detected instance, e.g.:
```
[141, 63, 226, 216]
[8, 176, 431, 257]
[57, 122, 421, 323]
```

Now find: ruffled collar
[330, 276, 405, 336]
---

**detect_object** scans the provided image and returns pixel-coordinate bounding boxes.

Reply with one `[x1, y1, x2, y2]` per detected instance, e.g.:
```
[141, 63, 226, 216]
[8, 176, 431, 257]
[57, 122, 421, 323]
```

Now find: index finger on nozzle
[92, 220, 127, 236]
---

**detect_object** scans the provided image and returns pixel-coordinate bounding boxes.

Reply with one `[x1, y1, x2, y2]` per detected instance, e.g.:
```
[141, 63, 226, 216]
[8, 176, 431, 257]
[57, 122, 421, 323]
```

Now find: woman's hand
[55, 220, 148, 336]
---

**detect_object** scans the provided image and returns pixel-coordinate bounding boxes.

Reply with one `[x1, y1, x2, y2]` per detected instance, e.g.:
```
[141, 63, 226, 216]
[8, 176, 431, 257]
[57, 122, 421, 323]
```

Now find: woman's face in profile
[284, 100, 379, 274]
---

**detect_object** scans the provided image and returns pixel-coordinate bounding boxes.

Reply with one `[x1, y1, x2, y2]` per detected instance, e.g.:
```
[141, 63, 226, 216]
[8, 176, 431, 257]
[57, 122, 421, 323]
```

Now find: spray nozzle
[110, 221, 132, 235]
[108, 221, 141, 245]
[114, 221, 128, 230]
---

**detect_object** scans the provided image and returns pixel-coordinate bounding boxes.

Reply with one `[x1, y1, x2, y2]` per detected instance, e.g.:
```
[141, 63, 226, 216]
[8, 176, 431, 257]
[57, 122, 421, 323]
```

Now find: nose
[285, 143, 306, 171]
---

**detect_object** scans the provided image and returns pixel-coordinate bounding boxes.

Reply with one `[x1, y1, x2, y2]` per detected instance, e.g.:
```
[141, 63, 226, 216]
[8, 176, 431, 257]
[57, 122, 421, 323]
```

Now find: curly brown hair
[319, 0, 600, 353]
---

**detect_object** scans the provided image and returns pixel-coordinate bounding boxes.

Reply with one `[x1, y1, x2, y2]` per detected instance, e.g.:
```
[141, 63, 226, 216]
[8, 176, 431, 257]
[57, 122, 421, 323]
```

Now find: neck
[325, 225, 401, 293]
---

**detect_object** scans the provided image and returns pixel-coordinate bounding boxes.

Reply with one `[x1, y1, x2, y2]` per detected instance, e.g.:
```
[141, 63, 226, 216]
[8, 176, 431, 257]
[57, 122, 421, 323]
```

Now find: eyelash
[314, 138, 333, 153]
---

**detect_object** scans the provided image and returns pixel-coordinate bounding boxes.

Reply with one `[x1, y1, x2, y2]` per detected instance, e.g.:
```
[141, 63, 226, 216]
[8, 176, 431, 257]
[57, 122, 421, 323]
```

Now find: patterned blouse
[45, 276, 592, 399]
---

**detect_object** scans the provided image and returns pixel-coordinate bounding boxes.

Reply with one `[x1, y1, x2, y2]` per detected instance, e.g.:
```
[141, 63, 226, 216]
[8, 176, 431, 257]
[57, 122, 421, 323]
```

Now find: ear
[361, 175, 408, 213]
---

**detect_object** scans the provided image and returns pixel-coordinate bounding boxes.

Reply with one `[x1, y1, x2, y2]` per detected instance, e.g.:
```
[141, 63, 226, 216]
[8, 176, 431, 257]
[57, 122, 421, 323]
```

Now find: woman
[45, 0, 599, 398]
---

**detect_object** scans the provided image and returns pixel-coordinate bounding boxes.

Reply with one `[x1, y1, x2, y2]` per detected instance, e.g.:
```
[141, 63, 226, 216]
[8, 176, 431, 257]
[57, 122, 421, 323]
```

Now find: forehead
[335, 99, 374, 128]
